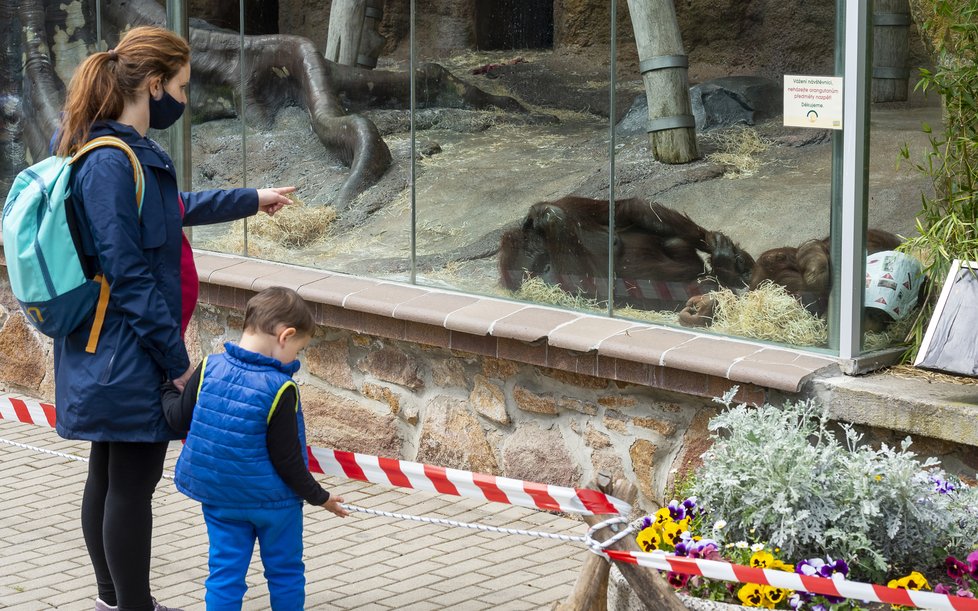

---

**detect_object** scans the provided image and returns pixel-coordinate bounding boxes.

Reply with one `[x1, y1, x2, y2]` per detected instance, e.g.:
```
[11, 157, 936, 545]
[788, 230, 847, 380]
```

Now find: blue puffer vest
[174, 342, 307, 509]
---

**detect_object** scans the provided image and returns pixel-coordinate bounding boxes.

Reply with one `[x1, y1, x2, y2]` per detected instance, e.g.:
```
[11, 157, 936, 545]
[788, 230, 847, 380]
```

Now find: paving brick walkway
[0, 407, 589, 610]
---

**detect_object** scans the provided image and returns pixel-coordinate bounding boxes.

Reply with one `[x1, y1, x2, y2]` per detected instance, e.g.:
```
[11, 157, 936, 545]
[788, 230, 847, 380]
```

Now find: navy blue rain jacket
[53, 120, 259, 442]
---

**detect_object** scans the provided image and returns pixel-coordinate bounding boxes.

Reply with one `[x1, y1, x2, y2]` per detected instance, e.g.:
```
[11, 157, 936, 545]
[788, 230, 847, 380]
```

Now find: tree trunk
[626, 0, 698, 164]
[872, 0, 911, 102]
[325, 0, 385, 69]
[325, 0, 367, 66]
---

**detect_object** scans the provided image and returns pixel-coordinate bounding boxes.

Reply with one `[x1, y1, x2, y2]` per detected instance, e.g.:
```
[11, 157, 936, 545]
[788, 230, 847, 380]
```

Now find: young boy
[162, 286, 348, 611]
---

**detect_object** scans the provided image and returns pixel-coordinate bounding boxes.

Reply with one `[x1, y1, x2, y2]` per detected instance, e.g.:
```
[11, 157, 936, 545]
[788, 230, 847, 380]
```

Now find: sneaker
[151, 598, 184, 611]
[94, 599, 118, 611]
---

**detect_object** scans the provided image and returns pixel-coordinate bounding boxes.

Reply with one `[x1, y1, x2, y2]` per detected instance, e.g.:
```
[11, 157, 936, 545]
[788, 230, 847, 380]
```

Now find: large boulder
[690, 76, 781, 131]
[618, 75, 781, 136]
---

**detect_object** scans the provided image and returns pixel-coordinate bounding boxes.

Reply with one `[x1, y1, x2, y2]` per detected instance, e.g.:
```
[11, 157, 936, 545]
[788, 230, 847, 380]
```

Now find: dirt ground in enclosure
[188, 47, 940, 302]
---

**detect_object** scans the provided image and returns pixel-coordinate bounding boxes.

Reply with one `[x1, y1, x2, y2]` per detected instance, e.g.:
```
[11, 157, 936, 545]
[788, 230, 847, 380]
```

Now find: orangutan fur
[499, 196, 754, 311]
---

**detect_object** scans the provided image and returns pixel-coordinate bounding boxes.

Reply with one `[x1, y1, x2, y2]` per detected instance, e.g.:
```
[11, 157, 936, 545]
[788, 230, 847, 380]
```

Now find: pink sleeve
[177, 194, 199, 338]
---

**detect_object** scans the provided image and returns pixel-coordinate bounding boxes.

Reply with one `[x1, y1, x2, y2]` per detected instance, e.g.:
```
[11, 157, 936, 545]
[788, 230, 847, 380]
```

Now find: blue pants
[201, 504, 305, 611]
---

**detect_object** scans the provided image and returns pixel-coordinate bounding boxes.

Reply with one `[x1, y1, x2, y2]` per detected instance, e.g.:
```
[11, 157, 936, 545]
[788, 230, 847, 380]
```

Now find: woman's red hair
[55, 26, 190, 157]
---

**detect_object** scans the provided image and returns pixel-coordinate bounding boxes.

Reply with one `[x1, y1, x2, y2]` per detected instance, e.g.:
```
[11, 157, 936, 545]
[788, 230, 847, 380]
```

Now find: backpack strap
[69, 136, 146, 354]
[69, 136, 145, 216]
[84, 272, 112, 354]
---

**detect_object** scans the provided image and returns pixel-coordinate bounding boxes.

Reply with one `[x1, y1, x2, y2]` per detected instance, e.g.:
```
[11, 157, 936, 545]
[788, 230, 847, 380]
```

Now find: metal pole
[165, 0, 192, 191]
[607, 0, 617, 317]
[240, 0, 249, 256]
[96, 0, 103, 51]
[837, 0, 871, 359]
[166, 0, 192, 243]
[409, 0, 417, 284]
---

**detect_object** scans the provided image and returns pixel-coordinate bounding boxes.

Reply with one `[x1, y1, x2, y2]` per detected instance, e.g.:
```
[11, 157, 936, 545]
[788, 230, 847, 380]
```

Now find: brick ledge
[191, 251, 840, 399]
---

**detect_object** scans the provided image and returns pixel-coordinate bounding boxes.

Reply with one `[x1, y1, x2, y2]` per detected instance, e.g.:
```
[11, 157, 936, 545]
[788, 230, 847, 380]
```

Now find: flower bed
[632, 391, 978, 610]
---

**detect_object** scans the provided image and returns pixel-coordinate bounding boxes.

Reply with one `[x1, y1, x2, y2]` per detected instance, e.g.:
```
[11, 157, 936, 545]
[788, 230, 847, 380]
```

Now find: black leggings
[82, 441, 168, 611]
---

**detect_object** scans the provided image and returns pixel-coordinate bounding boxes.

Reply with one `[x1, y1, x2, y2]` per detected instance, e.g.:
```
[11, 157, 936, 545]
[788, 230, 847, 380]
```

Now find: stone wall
[3, 265, 977, 511]
[0, 271, 716, 510]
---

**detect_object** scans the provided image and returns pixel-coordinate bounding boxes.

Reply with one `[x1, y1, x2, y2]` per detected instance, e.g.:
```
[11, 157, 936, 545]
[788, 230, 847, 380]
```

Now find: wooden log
[553, 547, 609, 611]
[872, 0, 911, 102]
[325, 0, 366, 66]
[626, 0, 698, 164]
[599, 480, 688, 611]
[325, 0, 385, 69]
[557, 476, 686, 611]
[554, 475, 619, 611]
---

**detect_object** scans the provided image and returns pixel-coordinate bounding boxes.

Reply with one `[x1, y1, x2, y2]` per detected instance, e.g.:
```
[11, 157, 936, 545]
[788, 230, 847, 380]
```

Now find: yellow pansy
[635, 526, 662, 553]
[661, 521, 684, 546]
[737, 583, 770, 608]
[763, 585, 788, 605]
[898, 572, 930, 591]
[654, 507, 672, 526]
[750, 550, 775, 569]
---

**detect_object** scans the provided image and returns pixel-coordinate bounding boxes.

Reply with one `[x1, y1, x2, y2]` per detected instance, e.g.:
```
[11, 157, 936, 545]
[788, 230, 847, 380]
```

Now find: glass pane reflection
[412, 1, 616, 313]
[611, 3, 841, 350]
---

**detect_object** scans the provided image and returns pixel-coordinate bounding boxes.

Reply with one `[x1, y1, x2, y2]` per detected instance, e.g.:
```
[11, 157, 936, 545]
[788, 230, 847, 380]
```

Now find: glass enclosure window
[2, 0, 100, 193]
[864, 0, 938, 354]
[183, 1, 251, 259]
[413, 1, 616, 309]
[5, 0, 915, 359]
[607, 1, 837, 349]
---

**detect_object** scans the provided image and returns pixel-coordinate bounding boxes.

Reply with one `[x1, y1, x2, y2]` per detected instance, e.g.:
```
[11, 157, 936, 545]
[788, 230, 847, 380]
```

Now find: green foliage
[899, 0, 978, 360]
[688, 390, 978, 584]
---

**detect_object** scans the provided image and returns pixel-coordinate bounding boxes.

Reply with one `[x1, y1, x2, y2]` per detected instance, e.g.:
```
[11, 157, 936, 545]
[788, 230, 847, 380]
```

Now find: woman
[52, 26, 293, 611]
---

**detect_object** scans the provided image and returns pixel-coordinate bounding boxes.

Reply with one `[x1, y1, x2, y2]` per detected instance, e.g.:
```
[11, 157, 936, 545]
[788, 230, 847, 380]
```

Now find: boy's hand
[323, 495, 349, 518]
[172, 364, 195, 393]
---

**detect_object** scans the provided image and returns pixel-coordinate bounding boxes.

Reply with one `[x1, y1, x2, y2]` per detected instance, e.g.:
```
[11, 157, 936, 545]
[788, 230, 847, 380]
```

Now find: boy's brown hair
[244, 287, 315, 337]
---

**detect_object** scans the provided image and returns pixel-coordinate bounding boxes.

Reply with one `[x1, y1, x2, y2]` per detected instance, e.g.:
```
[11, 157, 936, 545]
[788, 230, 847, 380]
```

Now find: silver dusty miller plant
[689, 388, 978, 582]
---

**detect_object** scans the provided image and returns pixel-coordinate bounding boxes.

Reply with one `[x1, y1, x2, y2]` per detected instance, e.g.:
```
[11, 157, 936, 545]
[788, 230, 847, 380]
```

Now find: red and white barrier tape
[600, 548, 978, 611]
[308, 446, 630, 516]
[4, 397, 974, 611]
[0, 393, 630, 516]
[0, 395, 56, 428]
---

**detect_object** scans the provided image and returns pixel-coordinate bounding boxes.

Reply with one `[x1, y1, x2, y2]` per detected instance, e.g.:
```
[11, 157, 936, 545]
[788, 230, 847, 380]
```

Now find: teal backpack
[2, 136, 144, 352]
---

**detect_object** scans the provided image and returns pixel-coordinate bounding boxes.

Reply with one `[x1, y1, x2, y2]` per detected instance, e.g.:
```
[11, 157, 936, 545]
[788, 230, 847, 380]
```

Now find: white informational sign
[783, 75, 844, 130]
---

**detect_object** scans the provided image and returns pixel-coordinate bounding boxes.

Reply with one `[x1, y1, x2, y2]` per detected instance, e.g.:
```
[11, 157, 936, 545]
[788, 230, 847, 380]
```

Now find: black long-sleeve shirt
[161, 363, 330, 506]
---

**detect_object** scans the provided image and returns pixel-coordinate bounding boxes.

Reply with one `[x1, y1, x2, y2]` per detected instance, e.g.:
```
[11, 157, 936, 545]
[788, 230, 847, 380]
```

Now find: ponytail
[55, 26, 190, 157]
[55, 52, 124, 157]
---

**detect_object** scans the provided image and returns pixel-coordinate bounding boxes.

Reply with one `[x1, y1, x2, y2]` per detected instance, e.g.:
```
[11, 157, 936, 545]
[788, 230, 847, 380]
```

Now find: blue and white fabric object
[864, 250, 925, 321]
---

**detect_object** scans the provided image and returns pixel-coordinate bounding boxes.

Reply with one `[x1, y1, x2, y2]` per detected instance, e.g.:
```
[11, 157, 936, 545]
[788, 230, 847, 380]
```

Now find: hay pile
[707, 282, 915, 349]
[709, 282, 828, 345]
[197, 192, 336, 259]
[510, 276, 606, 313]
[705, 126, 770, 178]
[508, 277, 682, 322]
[249, 192, 336, 248]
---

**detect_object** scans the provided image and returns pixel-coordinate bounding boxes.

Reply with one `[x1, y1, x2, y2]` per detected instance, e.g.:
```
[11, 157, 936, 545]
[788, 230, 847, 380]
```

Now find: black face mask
[148, 89, 186, 130]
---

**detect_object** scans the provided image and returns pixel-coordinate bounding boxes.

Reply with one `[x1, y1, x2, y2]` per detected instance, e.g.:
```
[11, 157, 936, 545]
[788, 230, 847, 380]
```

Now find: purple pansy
[668, 499, 687, 521]
[932, 476, 956, 494]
